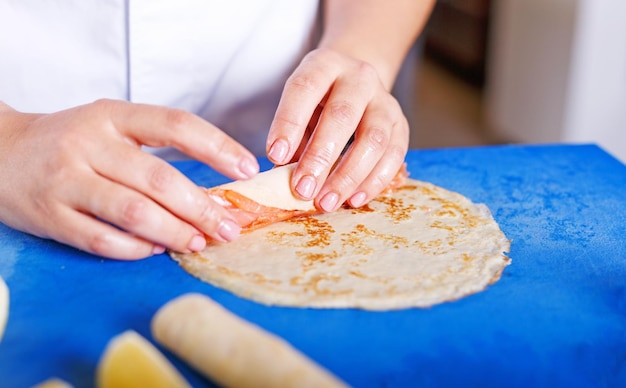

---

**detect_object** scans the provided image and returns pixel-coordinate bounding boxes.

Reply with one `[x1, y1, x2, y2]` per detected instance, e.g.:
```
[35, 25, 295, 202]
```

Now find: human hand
[0, 100, 259, 260]
[266, 48, 409, 213]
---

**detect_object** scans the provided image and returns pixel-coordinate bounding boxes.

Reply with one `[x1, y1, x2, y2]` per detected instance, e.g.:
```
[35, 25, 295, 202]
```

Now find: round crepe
[171, 177, 510, 310]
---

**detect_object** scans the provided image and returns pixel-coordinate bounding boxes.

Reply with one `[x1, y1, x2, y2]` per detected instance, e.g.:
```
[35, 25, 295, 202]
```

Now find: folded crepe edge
[215, 162, 409, 212]
[216, 163, 315, 211]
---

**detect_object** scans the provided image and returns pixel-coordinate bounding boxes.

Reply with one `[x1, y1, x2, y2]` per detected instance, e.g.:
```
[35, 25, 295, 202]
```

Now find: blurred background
[404, 0, 626, 162]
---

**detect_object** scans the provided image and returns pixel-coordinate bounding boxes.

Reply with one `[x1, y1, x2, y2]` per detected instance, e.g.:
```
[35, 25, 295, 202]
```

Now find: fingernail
[350, 191, 367, 208]
[320, 192, 339, 212]
[268, 139, 289, 164]
[218, 219, 241, 242]
[188, 235, 207, 252]
[239, 157, 259, 179]
[152, 245, 166, 255]
[295, 175, 316, 199]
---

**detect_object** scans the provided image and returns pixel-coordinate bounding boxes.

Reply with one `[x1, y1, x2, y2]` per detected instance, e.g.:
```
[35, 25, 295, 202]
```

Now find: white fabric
[0, 0, 320, 158]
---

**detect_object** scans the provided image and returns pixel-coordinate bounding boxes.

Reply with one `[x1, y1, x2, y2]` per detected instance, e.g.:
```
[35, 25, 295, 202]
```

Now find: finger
[266, 51, 339, 165]
[290, 64, 377, 201]
[91, 142, 240, 243]
[101, 99, 259, 180]
[288, 104, 322, 164]
[68, 172, 213, 253]
[315, 98, 399, 212]
[346, 122, 409, 209]
[47, 204, 158, 260]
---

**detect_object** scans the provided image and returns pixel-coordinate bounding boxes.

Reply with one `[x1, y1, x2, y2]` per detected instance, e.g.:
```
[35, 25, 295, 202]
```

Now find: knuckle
[399, 116, 411, 138]
[86, 232, 148, 260]
[327, 100, 356, 125]
[87, 233, 114, 256]
[356, 60, 378, 82]
[371, 173, 389, 194]
[388, 143, 409, 163]
[209, 134, 232, 158]
[170, 224, 193, 246]
[195, 197, 221, 230]
[336, 171, 359, 190]
[273, 113, 304, 132]
[310, 48, 344, 67]
[165, 108, 193, 135]
[387, 96, 409, 128]
[89, 98, 121, 119]
[366, 125, 389, 151]
[306, 146, 335, 170]
[286, 73, 320, 94]
[91, 98, 115, 110]
[307, 47, 331, 58]
[120, 197, 148, 227]
[147, 163, 175, 193]
[365, 149, 407, 196]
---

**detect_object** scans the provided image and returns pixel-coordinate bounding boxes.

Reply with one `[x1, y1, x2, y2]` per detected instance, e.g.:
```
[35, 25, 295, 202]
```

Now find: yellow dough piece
[96, 330, 190, 388]
[0, 276, 8, 342]
[152, 293, 347, 388]
[32, 377, 73, 388]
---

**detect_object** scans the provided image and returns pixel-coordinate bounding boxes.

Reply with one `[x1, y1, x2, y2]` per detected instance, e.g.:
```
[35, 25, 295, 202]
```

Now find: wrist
[0, 101, 12, 113]
[0, 104, 39, 153]
[318, 0, 435, 90]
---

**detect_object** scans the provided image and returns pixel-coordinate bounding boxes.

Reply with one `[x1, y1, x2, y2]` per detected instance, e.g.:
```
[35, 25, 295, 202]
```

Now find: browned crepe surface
[170, 179, 511, 310]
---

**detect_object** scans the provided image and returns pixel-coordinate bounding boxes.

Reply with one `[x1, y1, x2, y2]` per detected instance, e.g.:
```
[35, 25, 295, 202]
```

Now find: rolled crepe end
[151, 293, 347, 388]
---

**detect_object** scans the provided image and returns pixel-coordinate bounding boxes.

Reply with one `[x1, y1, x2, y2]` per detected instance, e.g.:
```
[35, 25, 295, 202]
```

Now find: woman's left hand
[266, 47, 409, 212]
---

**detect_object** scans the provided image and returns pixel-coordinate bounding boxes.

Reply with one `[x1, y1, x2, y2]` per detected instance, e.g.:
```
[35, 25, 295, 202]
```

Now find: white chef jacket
[0, 1, 320, 158]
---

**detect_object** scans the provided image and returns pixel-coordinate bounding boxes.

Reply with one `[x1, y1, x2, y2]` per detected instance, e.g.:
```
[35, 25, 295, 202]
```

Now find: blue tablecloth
[1, 144, 625, 387]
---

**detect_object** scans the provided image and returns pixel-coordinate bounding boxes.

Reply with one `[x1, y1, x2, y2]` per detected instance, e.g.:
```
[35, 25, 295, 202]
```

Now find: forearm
[318, 0, 435, 90]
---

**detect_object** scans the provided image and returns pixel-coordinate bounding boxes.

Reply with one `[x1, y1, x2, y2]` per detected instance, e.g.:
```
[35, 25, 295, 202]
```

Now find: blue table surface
[1, 144, 625, 388]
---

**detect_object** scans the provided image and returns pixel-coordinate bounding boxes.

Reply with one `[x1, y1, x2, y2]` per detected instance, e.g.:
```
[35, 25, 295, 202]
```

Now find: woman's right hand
[0, 99, 259, 260]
